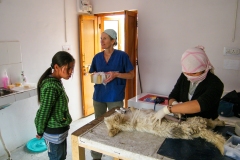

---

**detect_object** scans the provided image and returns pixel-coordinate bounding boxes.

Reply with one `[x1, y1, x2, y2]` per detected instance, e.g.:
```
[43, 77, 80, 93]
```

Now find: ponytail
[37, 67, 52, 103]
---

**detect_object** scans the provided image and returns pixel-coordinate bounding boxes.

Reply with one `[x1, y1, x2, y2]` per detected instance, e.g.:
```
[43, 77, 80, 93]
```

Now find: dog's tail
[196, 129, 226, 155]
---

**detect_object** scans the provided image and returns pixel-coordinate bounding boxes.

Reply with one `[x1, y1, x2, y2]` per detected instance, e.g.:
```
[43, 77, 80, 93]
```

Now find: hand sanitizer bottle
[2, 70, 10, 88]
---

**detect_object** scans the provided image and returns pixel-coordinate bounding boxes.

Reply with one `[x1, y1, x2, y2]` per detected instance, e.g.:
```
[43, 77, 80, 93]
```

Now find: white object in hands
[151, 106, 170, 124]
[91, 72, 106, 84]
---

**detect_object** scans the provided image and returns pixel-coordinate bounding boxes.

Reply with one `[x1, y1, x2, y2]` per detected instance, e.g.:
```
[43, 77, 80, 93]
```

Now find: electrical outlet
[224, 47, 240, 55]
[62, 45, 71, 53]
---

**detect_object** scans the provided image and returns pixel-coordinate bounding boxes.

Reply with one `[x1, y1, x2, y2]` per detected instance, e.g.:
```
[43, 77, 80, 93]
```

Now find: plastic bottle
[2, 70, 10, 88]
[20, 71, 27, 85]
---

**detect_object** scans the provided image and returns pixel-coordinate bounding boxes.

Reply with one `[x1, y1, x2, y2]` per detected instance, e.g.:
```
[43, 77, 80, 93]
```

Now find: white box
[128, 93, 168, 111]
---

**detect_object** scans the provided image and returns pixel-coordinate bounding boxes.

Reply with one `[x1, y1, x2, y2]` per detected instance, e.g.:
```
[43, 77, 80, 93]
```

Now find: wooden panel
[82, 20, 94, 64]
[71, 135, 85, 160]
[95, 11, 125, 17]
[83, 74, 94, 116]
[79, 15, 97, 116]
[124, 10, 138, 107]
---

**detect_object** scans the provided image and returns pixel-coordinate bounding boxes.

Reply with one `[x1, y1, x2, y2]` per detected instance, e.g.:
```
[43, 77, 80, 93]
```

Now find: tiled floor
[0, 114, 114, 160]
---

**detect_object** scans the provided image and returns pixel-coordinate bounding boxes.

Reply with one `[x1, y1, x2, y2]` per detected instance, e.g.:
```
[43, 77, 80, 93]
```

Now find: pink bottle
[2, 70, 9, 88]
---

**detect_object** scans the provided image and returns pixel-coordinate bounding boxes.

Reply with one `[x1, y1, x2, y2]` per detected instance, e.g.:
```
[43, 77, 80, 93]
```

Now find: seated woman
[152, 46, 224, 123]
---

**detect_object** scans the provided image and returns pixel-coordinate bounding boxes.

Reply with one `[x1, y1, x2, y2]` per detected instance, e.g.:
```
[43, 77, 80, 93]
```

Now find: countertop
[0, 84, 37, 109]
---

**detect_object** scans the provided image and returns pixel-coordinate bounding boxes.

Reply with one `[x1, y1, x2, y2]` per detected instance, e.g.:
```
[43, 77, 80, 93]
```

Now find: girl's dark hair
[37, 51, 75, 103]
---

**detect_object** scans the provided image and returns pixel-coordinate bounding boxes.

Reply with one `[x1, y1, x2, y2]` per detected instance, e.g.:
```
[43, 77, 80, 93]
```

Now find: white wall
[91, 0, 240, 95]
[0, 0, 81, 156]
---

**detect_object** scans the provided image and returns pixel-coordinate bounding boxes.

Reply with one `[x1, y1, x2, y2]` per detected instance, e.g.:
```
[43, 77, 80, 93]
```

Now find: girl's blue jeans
[45, 139, 67, 160]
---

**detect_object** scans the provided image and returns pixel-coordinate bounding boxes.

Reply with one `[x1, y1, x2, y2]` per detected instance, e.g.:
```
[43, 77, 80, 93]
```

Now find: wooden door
[124, 10, 138, 107]
[79, 15, 98, 116]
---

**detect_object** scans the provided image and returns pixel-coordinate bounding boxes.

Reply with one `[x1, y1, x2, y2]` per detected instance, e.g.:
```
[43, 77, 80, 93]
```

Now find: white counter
[128, 93, 168, 111]
[0, 85, 37, 109]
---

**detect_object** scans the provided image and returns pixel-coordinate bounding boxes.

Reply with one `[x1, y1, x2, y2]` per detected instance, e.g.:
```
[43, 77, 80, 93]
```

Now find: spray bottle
[2, 70, 10, 88]
[20, 71, 27, 85]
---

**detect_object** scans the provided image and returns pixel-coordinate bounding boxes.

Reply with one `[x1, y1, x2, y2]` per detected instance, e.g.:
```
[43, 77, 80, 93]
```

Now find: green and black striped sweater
[35, 77, 72, 136]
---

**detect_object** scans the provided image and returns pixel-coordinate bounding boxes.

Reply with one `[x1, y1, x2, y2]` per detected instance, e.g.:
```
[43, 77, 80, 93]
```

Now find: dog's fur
[104, 107, 226, 154]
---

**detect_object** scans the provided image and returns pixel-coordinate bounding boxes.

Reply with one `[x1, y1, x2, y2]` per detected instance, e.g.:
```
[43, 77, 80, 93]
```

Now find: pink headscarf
[181, 46, 214, 83]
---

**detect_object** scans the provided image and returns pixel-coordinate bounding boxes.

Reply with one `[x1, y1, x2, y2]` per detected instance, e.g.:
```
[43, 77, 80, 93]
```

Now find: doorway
[101, 15, 124, 50]
[79, 10, 138, 117]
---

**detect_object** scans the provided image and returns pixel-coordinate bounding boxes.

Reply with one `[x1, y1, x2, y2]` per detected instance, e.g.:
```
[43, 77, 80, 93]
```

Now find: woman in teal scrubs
[89, 29, 134, 160]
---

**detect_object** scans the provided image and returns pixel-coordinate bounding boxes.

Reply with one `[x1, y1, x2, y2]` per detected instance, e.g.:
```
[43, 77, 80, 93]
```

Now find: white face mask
[184, 71, 208, 83]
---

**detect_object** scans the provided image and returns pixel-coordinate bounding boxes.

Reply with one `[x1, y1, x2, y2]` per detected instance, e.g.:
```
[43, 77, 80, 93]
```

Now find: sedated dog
[104, 107, 226, 155]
